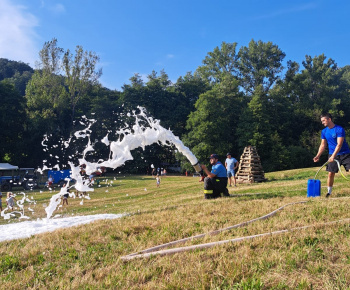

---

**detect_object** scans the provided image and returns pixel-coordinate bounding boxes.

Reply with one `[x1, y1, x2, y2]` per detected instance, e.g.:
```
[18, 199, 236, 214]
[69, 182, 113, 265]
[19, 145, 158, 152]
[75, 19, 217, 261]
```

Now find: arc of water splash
[45, 180, 78, 219]
[75, 106, 198, 175]
[43, 107, 199, 219]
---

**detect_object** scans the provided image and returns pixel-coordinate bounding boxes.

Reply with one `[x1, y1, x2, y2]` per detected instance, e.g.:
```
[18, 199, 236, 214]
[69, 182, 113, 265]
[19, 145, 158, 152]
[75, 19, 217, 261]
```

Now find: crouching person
[201, 154, 229, 199]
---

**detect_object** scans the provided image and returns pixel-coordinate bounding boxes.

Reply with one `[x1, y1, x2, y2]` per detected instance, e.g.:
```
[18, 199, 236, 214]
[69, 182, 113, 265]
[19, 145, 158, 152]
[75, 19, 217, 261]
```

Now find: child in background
[6, 192, 17, 210]
[156, 174, 161, 187]
[47, 175, 54, 190]
[62, 184, 69, 205]
[0, 192, 2, 211]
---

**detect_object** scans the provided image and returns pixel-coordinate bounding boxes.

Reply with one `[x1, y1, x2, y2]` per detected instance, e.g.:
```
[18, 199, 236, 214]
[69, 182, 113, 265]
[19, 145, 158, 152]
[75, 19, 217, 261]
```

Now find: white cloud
[39, 1, 65, 14]
[0, 0, 39, 65]
[49, 3, 65, 14]
[166, 54, 175, 59]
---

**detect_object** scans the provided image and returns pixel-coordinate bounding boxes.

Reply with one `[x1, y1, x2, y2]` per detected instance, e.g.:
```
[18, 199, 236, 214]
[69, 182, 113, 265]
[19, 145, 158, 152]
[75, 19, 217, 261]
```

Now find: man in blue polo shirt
[225, 153, 239, 187]
[313, 113, 350, 197]
[201, 154, 229, 199]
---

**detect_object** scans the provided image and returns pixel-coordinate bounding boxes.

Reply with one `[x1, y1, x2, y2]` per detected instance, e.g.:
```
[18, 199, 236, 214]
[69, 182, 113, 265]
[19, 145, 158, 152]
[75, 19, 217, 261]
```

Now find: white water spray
[42, 107, 198, 219]
[1, 192, 36, 220]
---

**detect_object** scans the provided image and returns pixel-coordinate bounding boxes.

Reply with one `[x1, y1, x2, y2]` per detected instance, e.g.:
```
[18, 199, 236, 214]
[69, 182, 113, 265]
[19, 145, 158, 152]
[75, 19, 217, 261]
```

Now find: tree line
[1, 38, 350, 173]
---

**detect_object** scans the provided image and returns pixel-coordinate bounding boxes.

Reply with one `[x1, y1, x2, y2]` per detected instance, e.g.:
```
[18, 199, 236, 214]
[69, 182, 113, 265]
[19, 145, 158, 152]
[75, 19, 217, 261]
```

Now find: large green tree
[27, 38, 102, 125]
[0, 81, 27, 165]
[236, 85, 292, 171]
[237, 39, 286, 95]
[24, 39, 102, 167]
[62, 45, 102, 121]
[184, 75, 244, 166]
[195, 42, 239, 84]
[280, 54, 340, 155]
[336, 65, 350, 126]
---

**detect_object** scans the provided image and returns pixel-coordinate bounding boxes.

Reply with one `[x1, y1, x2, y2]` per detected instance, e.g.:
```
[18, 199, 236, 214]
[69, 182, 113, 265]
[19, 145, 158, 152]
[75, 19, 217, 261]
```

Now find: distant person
[313, 113, 350, 197]
[0, 192, 2, 211]
[201, 154, 229, 199]
[6, 192, 17, 210]
[48, 175, 54, 189]
[156, 175, 161, 187]
[80, 164, 87, 177]
[89, 173, 95, 187]
[225, 153, 239, 187]
[62, 184, 69, 205]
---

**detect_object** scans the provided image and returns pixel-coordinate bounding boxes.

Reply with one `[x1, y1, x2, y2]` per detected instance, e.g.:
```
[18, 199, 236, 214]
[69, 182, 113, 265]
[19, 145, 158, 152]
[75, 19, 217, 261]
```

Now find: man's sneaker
[326, 192, 331, 198]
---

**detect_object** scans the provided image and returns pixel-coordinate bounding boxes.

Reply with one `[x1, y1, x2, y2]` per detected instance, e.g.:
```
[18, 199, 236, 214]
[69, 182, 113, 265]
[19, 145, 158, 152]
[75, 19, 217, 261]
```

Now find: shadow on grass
[229, 193, 281, 200]
[228, 188, 308, 200]
[266, 168, 320, 182]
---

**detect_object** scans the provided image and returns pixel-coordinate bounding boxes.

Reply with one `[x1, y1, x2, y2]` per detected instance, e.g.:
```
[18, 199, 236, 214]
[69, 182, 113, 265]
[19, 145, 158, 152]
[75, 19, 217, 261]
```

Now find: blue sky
[1, 0, 350, 91]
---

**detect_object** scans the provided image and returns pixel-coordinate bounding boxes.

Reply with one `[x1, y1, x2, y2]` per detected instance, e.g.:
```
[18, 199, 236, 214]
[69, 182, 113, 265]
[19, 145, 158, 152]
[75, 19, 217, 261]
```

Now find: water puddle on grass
[0, 213, 126, 242]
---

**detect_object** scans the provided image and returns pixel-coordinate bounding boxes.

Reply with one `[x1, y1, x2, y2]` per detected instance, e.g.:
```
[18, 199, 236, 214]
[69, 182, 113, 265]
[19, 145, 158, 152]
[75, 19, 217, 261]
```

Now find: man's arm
[313, 139, 327, 162]
[328, 137, 344, 162]
[234, 161, 239, 170]
[201, 164, 216, 178]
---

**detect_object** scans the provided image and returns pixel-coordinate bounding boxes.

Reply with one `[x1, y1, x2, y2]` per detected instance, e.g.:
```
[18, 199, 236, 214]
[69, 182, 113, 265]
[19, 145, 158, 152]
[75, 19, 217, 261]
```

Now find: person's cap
[209, 154, 219, 159]
[226, 153, 231, 156]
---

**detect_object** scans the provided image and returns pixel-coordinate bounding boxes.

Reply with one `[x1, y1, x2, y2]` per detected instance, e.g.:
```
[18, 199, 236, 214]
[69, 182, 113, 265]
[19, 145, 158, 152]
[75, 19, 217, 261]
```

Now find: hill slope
[1, 168, 350, 289]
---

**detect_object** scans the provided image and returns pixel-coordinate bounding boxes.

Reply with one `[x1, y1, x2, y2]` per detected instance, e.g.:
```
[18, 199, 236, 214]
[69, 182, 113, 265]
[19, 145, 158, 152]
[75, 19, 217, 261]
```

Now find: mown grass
[1, 167, 350, 289]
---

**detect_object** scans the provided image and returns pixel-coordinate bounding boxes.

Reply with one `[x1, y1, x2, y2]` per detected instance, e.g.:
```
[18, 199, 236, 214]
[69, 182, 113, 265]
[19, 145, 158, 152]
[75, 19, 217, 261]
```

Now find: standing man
[313, 113, 350, 197]
[201, 154, 229, 199]
[225, 153, 239, 187]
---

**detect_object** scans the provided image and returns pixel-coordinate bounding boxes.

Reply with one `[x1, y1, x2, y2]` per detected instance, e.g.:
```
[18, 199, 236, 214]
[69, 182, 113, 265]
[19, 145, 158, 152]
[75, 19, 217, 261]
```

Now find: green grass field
[1, 167, 350, 289]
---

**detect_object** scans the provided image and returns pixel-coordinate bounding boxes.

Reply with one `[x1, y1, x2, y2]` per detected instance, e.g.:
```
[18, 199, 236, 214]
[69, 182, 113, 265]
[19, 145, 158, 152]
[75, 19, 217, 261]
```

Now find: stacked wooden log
[236, 146, 267, 183]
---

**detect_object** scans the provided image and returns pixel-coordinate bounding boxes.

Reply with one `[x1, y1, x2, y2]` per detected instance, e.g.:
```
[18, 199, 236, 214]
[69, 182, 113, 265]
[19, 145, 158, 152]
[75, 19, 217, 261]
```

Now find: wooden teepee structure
[236, 146, 266, 183]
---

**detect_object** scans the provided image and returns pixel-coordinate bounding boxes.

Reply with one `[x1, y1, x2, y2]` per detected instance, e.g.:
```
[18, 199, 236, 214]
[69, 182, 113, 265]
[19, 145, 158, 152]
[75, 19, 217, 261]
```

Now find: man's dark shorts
[326, 153, 350, 173]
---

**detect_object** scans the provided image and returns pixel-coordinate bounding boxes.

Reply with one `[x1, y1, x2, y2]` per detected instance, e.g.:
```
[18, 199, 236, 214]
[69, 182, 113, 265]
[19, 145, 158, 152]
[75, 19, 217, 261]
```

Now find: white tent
[0, 163, 19, 170]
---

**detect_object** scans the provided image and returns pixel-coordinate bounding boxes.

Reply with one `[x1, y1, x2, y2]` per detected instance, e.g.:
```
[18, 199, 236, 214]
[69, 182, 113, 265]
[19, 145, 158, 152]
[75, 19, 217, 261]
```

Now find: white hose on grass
[121, 161, 350, 261]
[121, 218, 350, 260]
[121, 201, 308, 261]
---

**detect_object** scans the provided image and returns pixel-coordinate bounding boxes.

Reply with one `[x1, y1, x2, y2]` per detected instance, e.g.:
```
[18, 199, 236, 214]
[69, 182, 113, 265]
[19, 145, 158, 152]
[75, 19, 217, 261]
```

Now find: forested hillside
[1, 39, 350, 172]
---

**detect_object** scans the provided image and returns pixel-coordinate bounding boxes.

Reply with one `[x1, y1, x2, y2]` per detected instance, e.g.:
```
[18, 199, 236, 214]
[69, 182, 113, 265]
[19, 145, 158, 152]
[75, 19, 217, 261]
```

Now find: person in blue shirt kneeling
[201, 154, 229, 199]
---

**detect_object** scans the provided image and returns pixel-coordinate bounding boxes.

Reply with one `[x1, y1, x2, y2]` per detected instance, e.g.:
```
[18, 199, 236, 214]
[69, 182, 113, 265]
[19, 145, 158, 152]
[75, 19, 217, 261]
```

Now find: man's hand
[313, 156, 319, 162]
[328, 156, 335, 163]
[201, 164, 212, 177]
